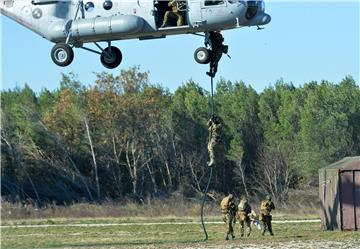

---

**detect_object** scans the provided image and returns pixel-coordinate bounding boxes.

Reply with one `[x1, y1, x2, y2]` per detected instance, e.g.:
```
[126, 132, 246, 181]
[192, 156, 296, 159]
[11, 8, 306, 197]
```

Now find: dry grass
[1, 189, 320, 221]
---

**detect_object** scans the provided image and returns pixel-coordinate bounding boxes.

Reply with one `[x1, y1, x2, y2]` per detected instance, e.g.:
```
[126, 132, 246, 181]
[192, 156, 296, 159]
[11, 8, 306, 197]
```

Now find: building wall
[319, 168, 341, 230]
[339, 170, 360, 230]
[355, 171, 360, 230]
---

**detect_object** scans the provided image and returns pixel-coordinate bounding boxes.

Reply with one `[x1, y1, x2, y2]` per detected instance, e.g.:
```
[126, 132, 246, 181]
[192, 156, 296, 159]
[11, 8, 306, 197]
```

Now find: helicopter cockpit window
[103, 0, 113, 10]
[204, 0, 224, 6]
[246, 1, 264, 19]
[228, 0, 239, 3]
[85, 2, 95, 12]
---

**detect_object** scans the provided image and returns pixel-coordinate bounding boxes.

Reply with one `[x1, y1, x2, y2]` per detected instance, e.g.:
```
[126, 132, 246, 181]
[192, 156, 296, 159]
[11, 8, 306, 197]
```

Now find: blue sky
[1, 1, 359, 94]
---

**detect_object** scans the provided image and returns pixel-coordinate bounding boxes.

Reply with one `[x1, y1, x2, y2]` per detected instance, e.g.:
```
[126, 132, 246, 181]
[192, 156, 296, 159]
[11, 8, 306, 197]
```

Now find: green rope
[210, 76, 215, 115]
[200, 167, 213, 241]
[200, 76, 215, 241]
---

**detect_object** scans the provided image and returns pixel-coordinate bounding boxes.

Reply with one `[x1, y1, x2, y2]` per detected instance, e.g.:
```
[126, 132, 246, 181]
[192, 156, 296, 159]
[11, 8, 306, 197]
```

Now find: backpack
[238, 200, 247, 212]
[220, 197, 230, 212]
[260, 200, 268, 210]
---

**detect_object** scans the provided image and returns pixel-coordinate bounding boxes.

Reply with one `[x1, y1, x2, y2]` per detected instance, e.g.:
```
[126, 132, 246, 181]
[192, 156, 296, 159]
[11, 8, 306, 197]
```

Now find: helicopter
[0, 0, 271, 69]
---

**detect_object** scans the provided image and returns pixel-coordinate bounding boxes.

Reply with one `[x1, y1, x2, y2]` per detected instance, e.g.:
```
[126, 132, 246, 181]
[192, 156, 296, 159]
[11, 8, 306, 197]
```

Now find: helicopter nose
[260, 13, 271, 25]
[244, 12, 271, 26]
[241, 0, 271, 26]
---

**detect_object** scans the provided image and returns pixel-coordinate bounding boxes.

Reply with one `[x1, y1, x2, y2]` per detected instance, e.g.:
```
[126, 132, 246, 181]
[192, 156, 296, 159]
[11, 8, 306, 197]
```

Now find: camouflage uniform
[237, 196, 252, 237]
[220, 194, 236, 240]
[259, 195, 275, 236]
[206, 31, 227, 78]
[161, 1, 184, 27]
[207, 115, 221, 167]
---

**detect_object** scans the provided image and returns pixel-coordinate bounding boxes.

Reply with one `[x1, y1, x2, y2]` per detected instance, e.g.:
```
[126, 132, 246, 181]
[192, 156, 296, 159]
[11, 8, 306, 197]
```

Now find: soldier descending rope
[207, 114, 222, 167]
[206, 31, 229, 78]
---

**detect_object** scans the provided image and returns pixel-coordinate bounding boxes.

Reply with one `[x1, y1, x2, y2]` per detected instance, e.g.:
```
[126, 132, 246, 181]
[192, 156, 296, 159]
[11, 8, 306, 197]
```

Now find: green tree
[170, 81, 210, 195]
[335, 76, 360, 155]
[299, 79, 356, 177]
[257, 80, 301, 200]
[1, 85, 42, 202]
[43, 74, 95, 201]
[216, 79, 260, 196]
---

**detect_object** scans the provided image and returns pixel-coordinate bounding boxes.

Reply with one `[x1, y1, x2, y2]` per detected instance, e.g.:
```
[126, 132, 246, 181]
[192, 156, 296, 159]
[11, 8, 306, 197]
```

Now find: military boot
[207, 159, 215, 167]
[269, 226, 274, 236]
[206, 71, 215, 78]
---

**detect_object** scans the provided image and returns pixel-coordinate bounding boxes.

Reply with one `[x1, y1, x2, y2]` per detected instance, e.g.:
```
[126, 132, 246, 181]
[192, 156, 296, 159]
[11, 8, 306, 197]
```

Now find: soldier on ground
[206, 31, 229, 78]
[259, 195, 275, 236]
[220, 194, 236, 240]
[207, 114, 221, 167]
[161, 0, 184, 28]
[237, 196, 253, 237]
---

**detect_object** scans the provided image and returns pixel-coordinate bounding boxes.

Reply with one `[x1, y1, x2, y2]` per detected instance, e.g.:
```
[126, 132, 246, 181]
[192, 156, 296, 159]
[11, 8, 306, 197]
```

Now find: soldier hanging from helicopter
[206, 31, 229, 78]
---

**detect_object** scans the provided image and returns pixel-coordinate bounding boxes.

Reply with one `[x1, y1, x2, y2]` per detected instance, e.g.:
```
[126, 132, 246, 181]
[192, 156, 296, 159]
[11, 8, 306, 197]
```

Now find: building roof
[323, 156, 360, 171]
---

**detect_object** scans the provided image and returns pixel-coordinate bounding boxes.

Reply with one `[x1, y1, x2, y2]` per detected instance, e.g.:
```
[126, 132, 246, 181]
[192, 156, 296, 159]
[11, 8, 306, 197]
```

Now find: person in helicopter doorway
[206, 31, 229, 78]
[161, 0, 184, 28]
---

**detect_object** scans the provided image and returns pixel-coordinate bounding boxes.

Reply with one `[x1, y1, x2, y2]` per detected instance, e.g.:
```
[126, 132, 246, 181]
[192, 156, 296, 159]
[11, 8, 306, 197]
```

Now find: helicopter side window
[103, 0, 113, 10]
[85, 1, 94, 12]
[204, 0, 224, 6]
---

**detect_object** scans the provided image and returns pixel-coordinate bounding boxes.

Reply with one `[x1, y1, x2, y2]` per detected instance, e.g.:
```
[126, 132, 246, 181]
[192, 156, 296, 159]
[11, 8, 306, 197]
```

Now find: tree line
[1, 66, 359, 204]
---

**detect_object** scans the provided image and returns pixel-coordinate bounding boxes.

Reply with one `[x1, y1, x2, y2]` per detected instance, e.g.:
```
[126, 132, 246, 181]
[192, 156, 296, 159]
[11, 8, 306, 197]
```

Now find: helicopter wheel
[51, 43, 74, 67]
[194, 47, 211, 64]
[100, 46, 122, 69]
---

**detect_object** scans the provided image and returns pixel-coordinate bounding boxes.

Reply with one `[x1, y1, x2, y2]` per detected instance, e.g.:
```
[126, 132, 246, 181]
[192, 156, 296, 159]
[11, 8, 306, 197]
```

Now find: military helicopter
[1, 0, 270, 69]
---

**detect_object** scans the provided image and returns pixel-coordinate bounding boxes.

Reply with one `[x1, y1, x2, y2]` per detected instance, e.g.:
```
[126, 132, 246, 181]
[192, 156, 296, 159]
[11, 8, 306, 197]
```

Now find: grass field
[1, 217, 359, 249]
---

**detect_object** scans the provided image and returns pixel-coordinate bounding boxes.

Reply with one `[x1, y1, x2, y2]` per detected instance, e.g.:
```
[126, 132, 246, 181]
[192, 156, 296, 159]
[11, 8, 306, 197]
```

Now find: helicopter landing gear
[194, 47, 211, 64]
[51, 43, 74, 67]
[100, 46, 122, 69]
[76, 41, 122, 69]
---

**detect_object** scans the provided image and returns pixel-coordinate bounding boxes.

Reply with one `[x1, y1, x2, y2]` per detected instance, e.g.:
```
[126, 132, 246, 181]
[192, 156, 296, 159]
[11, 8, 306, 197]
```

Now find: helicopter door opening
[155, 0, 189, 29]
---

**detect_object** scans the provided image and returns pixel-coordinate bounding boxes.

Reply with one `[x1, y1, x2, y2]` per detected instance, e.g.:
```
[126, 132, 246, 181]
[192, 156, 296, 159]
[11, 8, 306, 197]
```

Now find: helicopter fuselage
[1, 0, 270, 44]
[1, 0, 270, 68]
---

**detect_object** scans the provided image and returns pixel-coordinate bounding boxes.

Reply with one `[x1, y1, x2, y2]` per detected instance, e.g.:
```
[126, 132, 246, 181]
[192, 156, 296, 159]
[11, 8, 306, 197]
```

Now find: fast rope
[200, 167, 213, 241]
[210, 75, 215, 115]
[200, 76, 215, 241]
